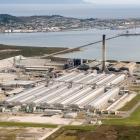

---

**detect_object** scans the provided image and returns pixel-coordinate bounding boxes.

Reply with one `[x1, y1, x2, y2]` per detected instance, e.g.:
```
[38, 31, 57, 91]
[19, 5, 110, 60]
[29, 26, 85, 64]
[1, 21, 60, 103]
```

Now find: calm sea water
[0, 28, 140, 61]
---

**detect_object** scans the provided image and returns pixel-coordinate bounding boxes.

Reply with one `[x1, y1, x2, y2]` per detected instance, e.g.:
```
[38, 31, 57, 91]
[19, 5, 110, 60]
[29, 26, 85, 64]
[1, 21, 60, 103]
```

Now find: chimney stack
[102, 34, 106, 72]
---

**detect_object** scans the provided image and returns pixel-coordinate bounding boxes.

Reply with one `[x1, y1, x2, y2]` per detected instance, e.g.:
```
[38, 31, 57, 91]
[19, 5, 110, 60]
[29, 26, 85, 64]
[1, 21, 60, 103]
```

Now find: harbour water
[1, 28, 140, 61]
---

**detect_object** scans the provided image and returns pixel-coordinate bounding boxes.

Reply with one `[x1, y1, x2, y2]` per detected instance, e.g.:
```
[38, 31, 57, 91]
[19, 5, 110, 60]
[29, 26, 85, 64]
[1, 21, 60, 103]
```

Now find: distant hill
[0, 14, 78, 24]
[0, 14, 82, 29]
[0, 14, 22, 24]
[0, 14, 139, 32]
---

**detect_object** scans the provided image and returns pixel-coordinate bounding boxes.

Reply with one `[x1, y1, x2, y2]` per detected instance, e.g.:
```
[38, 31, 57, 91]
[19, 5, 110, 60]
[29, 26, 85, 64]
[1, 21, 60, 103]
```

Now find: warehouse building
[1, 80, 36, 89]
[4, 71, 127, 112]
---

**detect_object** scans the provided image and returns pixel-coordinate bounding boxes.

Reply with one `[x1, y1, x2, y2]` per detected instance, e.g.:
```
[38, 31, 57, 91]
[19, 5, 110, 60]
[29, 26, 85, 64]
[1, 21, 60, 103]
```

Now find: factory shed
[43, 109, 62, 116]
[0, 73, 17, 83]
[16, 58, 47, 68]
[25, 66, 50, 72]
[0, 56, 23, 70]
[63, 112, 77, 118]
[18, 58, 65, 71]
[5, 88, 24, 97]
[5, 71, 126, 112]
[1, 80, 35, 88]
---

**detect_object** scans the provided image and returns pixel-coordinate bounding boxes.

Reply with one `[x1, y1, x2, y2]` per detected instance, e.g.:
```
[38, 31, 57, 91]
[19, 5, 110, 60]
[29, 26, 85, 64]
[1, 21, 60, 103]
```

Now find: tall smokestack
[102, 34, 106, 72]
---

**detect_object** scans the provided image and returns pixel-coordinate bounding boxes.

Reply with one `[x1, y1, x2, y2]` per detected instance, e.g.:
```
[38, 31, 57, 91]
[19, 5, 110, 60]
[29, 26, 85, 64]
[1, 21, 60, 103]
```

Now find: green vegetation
[0, 121, 57, 128]
[63, 125, 96, 131]
[53, 130, 77, 140]
[55, 133, 77, 140]
[119, 94, 140, 111]
[0, 44, 67, 59]
[104, 106, 140, 126]
[46, 126, 96, 140]
[47, 104, 140, 140]
[129, 86, 140, 92]
[112, 125, 140, 140]
[47, 104, 140, 139]
[47, 125, 140, 140]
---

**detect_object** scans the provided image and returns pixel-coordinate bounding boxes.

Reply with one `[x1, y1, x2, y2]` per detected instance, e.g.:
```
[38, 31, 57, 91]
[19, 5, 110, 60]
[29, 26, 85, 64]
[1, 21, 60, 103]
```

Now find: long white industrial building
[6, 71, 126, 110]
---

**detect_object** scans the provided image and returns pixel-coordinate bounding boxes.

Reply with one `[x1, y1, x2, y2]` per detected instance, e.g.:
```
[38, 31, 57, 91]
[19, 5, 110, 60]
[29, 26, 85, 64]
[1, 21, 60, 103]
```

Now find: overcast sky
[83, 0, 140, 5]
[0, 0, 140, 18]
[0, 0, 140, 5]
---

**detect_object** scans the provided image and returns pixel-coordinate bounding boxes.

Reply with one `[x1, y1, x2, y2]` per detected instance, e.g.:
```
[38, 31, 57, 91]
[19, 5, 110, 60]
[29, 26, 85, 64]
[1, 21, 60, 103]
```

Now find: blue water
[0, 29, 127, 47]
[0, 28, 140, 61]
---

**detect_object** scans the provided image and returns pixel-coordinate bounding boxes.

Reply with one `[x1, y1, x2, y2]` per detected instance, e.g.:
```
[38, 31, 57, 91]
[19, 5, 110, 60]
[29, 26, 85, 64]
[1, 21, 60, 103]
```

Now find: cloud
[83, 0, 140, 5]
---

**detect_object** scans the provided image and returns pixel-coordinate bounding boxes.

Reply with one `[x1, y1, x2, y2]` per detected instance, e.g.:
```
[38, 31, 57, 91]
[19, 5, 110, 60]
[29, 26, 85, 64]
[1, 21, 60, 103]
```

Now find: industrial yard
[0, 35, 140, 140]
[5, 72, 127, 113]
[1, 0, 140, 139]
[0, 52, 138, 118]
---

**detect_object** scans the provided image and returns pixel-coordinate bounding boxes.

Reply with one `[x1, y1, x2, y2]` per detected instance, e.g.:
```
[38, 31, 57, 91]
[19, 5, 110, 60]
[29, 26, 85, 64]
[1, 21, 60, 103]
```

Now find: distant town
[0, 14, 140, 33]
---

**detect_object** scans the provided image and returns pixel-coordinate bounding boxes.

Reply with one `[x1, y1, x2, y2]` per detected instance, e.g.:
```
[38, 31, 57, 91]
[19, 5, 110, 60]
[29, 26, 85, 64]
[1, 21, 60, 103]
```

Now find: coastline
[0, 44, 66, 60]
[0, 27, 136, 34]
[0, 44, 80, 60]
[1, 28, 140, 62]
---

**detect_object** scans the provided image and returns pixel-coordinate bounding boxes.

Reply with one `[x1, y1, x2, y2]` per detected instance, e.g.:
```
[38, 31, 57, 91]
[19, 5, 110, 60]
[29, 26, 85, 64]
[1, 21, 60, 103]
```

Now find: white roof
[6, 88, 24, 95]
[0, 56, 25, 70]
[0, 73, 17, 82]
[2, 80, 35, 86]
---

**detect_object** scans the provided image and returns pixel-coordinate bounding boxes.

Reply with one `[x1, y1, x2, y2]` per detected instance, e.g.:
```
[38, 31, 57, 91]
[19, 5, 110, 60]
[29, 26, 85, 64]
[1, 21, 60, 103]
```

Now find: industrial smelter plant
[2, 35, 130, 115]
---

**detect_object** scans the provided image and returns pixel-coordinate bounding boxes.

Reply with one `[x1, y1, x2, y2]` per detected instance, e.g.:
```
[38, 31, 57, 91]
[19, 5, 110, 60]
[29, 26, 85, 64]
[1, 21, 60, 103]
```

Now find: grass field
[47, 104, 140, 139]
[47, 125, 140, 140]
[47, 104, 140, 140]
[0, 121, 57, 128]
[0, 44, 67, 59]
[104, 106, 140, 126]
[63, 125, 96, 131]
[48, 125, 140, 140]
[129, 86, 140, 92]
[119, 94, 140, 111]
[46, 126, 96, 140]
